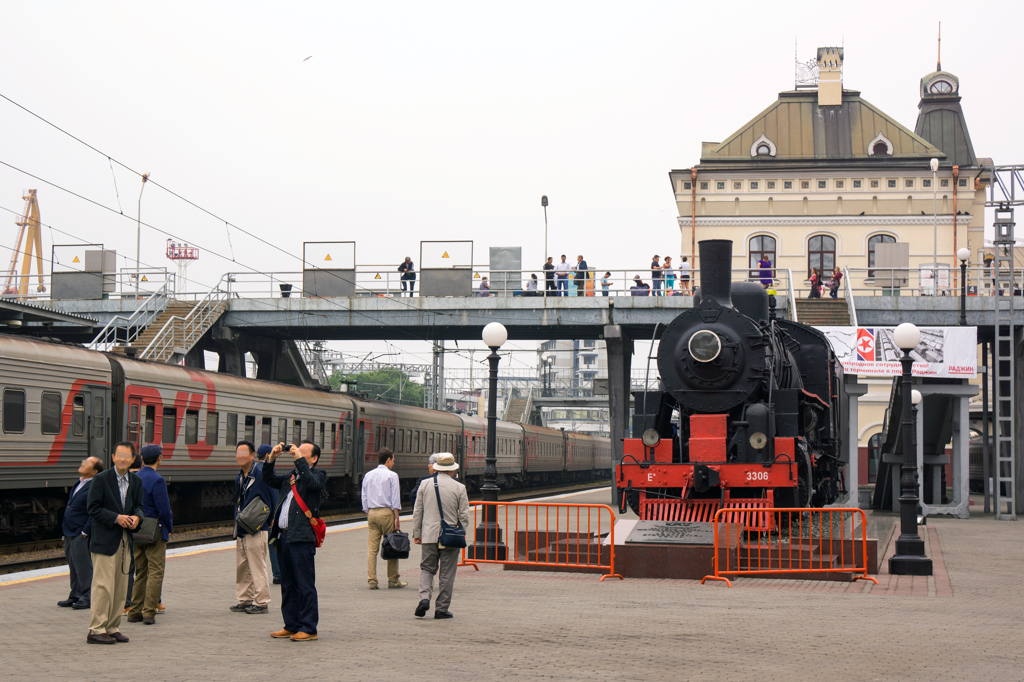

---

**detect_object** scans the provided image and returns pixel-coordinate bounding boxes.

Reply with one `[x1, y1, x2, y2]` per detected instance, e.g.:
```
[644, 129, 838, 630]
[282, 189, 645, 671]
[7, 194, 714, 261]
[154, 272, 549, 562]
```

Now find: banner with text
[818, 326, 977, 378]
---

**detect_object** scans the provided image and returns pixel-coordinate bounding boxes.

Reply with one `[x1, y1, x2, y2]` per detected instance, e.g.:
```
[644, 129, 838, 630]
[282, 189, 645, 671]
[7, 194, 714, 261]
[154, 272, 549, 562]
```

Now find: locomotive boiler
[617, 239, 845, 523]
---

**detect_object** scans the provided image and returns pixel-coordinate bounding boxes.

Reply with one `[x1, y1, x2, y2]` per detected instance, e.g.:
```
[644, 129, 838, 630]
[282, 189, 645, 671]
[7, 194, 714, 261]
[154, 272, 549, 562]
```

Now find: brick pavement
[3, 489, 1023, 681]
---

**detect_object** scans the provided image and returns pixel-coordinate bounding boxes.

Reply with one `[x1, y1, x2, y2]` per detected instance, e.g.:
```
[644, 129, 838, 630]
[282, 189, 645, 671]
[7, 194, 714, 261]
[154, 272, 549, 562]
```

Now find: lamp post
[541, 195, 549, 263]
[470, 322, 508, 560]
[135, 171, 150, 297]
[889, 322, 933, 576]
[957, 247, 970, 325]
[930, 158, 939, 295]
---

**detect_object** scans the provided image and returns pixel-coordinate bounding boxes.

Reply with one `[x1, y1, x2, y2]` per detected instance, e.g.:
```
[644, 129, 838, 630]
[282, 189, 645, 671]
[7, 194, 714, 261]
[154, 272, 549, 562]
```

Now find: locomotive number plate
[745, 470, 770, 482]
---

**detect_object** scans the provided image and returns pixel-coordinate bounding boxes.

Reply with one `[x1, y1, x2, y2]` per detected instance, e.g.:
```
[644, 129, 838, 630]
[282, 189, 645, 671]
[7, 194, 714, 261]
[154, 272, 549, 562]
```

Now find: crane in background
[3, 189, 46, 297]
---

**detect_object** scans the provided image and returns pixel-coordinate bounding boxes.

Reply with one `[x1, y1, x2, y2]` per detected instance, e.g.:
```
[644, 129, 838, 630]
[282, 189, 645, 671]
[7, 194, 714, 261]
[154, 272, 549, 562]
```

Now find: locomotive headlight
[688, 330, 722, 363]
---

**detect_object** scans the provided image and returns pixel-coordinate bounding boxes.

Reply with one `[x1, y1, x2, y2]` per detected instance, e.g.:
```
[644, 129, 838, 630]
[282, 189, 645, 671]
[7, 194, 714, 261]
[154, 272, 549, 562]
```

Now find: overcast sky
[1, 1, 1020, 375]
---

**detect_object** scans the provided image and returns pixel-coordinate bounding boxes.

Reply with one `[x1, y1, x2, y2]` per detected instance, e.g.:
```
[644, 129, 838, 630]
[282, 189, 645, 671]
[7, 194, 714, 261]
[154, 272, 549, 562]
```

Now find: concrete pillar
[604, 325, 633, 508]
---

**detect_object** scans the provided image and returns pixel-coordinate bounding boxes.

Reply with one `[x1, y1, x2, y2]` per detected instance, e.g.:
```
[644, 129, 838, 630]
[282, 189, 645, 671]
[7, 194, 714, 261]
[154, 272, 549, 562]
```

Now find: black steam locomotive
[617, 239, 844, 524]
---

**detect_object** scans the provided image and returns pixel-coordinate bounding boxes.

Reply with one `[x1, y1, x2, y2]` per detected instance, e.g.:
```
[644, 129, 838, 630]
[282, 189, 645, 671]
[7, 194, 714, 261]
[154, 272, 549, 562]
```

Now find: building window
[683, 182, 691, 190]
[959, 178, 968, 187]
[767, 181, 776, 190]
[800, 180, 810, 190]
[887, 179, 897, 189]
[750, 181, 758, 190]
[853, 180, 862, 188]
[905, 179, 915, 188]
[749, 235, 777, 277]
[818, 180, 827, 189]
[835, 180, 844, 189]
[868, 234, 897, 277]
[867, 433, 882, 483]
[940, 178, 950, 188]
[733, 181, 742, 190]
[717, 181, 725, 190]
[807, 235, 836, 278]
[784, 181, 793, 190]
[870, 180, 879, 189]
[872, 142, 889, 156]
[923, 178, 932, 188]
[755, 143, 771, 156]
[700, 181, 708, 190]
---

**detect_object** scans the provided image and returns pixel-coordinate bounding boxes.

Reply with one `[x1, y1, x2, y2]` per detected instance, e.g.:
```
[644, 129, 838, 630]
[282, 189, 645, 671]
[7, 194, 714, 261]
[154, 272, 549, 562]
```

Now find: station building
[669, 47, 990, 486]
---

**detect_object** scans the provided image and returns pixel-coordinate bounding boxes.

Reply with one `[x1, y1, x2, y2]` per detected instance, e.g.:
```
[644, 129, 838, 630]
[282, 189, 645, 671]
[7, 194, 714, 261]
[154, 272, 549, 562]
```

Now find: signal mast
[166, 239, 198, 294]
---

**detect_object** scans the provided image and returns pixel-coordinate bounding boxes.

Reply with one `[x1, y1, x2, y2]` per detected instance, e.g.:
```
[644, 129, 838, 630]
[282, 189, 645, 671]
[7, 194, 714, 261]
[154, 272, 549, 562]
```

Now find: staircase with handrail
[140, 274, 232, 363]
[88, 281, 172, 353]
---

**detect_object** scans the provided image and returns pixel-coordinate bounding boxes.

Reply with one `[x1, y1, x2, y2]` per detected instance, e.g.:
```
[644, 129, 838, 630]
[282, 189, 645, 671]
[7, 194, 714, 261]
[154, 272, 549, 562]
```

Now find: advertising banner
[818, 326, 977, 378]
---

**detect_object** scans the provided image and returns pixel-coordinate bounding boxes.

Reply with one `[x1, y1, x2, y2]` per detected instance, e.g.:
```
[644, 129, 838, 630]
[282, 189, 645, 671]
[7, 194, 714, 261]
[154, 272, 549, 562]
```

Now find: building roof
[914, 70, 977, 168]
[695, 90, 945, 169]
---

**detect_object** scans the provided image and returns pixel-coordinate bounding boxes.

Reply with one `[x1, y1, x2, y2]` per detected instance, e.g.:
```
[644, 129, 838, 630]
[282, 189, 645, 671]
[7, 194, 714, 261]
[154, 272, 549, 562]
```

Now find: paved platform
[3, 489, 1024, 681]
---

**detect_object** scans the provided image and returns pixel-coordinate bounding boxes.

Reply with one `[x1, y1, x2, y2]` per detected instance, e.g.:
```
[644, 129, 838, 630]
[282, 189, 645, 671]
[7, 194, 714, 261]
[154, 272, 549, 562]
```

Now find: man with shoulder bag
[231, 440, 275, 615]
[126, 445, 172, 626]
[411, 452, 470, 619]
[263, 440, 327, 642]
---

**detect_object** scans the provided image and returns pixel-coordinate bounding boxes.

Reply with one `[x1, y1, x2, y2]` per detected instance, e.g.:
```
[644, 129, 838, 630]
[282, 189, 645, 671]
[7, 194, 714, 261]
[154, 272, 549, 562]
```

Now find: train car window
[206, 411, 219, 445]
[472, 436, 476, 453]
[339, 424, 345, 448]
[93, 397, 105, 440]
[398, 429, 404, 452]
[428, 432, 434, 453]
[306, 421, 314, 442]
[413, 430, 419, 453]
[406, 429, 411, 452]
[331, 423, 337, 450]
[227, 413, 238, 446]
[128, 403, 139, 443]
[143, 404, 154, 443]
[162, 407, 177, 444]
[278, 418, 287, 444]
[244, 415, 256, 444]
[185, 410, 199, 445]
[2, 389, 26, 434]
[293, 420, 302, 442]
[442, 433, 448, 451]
[40, 391, 62, 435]
[319, 423, 325, 449]
[262, 417, 272, 446]
[389, 428, 395, 450]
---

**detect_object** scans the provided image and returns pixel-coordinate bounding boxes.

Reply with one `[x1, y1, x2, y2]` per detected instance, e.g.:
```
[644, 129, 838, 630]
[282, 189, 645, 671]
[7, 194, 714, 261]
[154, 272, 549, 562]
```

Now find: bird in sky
[303, 55, 313, 61]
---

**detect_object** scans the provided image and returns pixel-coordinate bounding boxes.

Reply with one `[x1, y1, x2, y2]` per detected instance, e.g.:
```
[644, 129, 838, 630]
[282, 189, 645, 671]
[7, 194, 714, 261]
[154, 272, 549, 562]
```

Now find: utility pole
[541, 195, 549, 261]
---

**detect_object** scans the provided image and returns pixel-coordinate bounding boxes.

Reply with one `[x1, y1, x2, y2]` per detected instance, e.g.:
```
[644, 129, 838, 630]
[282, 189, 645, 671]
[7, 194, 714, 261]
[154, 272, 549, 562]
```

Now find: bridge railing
[0, 268, 175, 301]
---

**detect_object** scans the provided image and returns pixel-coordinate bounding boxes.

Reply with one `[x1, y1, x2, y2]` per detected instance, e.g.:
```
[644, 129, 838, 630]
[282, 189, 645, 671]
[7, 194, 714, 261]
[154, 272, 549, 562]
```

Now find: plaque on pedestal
[624, 521, 716, 545]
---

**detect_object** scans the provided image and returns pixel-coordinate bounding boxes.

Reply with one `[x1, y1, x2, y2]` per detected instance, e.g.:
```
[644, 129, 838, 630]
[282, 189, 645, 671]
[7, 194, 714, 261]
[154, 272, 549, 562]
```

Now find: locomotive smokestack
[698, 239, 733, 308]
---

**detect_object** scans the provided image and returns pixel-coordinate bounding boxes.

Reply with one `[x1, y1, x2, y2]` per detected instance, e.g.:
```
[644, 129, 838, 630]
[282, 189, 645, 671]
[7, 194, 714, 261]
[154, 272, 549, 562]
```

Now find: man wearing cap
[412, 453, 470, 619]
[257, 445, 282, 584]
[361, 448, 406, 590]
[232, 441, 275, 614]
[127, 444, 173, 626]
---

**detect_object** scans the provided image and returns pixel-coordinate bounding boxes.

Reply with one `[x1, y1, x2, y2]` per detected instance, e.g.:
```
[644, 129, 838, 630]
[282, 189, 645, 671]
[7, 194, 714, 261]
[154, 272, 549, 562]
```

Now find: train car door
[85, 386, 110, 462]
[356, 419, 368, 479]
[127, 395, 143, 453]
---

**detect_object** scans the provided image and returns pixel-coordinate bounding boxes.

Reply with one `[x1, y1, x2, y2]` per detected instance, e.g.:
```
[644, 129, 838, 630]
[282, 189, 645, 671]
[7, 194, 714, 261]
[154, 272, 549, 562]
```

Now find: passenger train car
[0, 335, 610, 538]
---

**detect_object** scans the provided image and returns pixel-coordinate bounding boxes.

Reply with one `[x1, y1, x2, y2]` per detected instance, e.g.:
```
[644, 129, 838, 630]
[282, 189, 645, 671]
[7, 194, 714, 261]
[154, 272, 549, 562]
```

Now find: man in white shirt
[554, 255, 571, 297]
[361, 448, 406, 589]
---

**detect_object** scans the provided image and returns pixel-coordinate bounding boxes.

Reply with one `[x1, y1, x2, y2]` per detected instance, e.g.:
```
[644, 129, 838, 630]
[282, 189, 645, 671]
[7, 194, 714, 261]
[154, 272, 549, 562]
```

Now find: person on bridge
[679, 256, 691, 294]
[412, 453, 470, 619]
[555, 255, 571, 296]
[478, 277, 491, 297]
[574, 255, 589, 296]
[758, 255, 773, 289]
[651, 255, 663, 296]
[59, 456, 103, 611]
[631, 275, 650, 296]
[600, 272, 611, 296]
[398, 257, 416, 297]
[663, 256, 675, 292]
[808, 268, 822, 299]
[231, 441, 274, 615]
[543, 257, 556, 297]
[362, 448, 406, 590]
[828, 266, 842, 299]
[525, 274, 540, 296]
[127, 445, 173, 626]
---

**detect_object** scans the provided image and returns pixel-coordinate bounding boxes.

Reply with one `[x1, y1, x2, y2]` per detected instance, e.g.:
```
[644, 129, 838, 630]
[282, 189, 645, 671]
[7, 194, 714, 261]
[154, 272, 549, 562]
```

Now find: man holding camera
[262, 441, 326, 642]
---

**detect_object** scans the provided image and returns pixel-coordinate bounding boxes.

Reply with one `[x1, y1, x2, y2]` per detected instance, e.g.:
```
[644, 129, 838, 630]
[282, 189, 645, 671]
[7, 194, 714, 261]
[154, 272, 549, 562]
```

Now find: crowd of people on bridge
[66, 437, 469, 645]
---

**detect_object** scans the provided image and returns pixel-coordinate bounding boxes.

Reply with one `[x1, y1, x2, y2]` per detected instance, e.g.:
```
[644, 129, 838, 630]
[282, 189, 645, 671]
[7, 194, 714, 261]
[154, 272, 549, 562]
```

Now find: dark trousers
[269, 542, 280, 580]
[278, 533, 318, 635]
[545, 279, 556, 296]
[64, 533, 92, 602]
[401, 277, 416, 296]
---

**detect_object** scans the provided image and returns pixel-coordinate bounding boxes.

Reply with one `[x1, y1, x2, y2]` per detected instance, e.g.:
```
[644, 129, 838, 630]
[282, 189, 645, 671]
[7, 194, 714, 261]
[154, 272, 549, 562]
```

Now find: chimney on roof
[817, 47, 843, 106]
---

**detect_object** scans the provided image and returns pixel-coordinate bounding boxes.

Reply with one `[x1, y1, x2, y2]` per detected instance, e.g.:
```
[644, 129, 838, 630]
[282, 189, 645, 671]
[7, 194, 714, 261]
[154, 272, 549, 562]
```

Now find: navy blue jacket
[138, 466, 174, 541]
[235, 462, 275, 534]
[62, 478, 94, 537]
[263, 456, 327, 546]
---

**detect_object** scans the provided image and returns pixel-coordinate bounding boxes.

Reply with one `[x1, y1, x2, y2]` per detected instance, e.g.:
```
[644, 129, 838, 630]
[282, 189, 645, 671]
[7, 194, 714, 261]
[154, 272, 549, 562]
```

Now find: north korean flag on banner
[856, 328, 875, 361]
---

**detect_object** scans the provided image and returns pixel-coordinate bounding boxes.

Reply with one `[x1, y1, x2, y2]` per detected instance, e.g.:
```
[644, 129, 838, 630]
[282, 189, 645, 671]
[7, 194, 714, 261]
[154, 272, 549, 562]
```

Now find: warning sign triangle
[141, 275, 148, 282]
[324, 254, 332, 261]
[72, 256, 80, 263]
[442, 251, 450, 258]
[474, 272, 480, 278]
[374, 273, 381, 280]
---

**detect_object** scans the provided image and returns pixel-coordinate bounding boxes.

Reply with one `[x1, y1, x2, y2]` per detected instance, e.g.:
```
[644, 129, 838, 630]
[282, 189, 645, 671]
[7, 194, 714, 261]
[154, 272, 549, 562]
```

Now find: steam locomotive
[616, 239, 844, 524]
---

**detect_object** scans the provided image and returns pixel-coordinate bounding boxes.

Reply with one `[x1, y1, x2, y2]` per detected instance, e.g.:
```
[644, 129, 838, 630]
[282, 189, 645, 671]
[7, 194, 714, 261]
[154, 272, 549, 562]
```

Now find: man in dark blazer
[86, 442, 144, 645]
[263, 440, 326, 642]
[59, 456, 104, 610]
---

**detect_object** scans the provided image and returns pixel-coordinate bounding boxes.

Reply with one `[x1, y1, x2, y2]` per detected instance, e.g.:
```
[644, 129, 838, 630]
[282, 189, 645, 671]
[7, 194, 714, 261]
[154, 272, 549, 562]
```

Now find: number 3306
[745, 471, 769, 482]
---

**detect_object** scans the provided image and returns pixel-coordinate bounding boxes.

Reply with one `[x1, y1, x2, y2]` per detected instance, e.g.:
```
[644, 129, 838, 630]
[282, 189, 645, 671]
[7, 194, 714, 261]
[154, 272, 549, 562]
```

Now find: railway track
[0, 481, 610, 577]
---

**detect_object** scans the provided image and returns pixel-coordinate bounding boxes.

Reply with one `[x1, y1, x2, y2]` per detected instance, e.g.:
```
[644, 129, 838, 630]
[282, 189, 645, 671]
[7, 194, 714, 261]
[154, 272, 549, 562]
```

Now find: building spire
[937, 21, 941, 71]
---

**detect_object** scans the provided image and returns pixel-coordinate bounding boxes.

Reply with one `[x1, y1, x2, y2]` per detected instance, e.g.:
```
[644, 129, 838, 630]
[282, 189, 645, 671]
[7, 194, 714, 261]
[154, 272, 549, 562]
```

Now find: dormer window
[867, 132, 894, 157]
[872, 142, 890, 156]
[756, 143, 771, 156]
[749, 133, 777, 158]
[929, 79, 954, 94]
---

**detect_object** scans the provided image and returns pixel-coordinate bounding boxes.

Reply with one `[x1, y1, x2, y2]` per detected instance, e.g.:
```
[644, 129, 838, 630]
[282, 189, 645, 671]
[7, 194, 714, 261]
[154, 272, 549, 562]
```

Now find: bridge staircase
[88, 282, 174, 353]
[502, 386, 535, 425]
[794, 299, 850, 326]
[139, 275, 232, 364]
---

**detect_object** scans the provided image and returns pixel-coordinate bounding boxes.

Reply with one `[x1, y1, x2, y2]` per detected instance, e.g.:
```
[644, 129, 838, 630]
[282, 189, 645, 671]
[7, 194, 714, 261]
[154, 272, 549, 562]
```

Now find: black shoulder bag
[433, 474, 466, 549]
[381, 529, 411, 560]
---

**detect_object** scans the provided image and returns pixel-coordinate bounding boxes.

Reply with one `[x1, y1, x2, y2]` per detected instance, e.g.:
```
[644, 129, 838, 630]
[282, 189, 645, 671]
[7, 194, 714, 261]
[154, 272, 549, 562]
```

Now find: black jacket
[62, 478, 94, 537]
[86, 468, 145, 556]
[263, 457, 327, 545]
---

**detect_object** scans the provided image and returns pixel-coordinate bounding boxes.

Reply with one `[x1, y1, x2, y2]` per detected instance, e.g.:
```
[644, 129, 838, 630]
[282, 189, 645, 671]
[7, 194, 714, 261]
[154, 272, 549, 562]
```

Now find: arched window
[807, 235, 836, 279]
[867, 433, 883, 483]
[868, 234, 897, 277]
[755, 143, 772, 156]
[749, 235, 777, 279]
[872, 142, 890, 156]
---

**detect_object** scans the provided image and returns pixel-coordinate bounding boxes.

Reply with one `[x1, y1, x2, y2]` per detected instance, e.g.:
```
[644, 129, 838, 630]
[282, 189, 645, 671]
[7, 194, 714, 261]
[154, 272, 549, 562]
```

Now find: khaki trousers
[236, 530, 271, 606]
[366, 507, 399, 586]
[129, 537, 166, 618]
[88, 531, 132, 635]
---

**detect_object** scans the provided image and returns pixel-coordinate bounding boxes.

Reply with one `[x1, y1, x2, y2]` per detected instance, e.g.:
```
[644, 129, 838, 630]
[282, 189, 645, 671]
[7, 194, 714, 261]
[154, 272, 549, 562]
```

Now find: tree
[330, 369, 424, 408]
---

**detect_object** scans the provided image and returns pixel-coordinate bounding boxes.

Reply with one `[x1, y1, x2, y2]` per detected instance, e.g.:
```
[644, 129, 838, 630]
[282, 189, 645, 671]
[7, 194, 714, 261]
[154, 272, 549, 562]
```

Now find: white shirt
[679, 262, 691, 273]
[72, 477, 88, 497]
[361, 464, 401, 513]
[554, 261, 571, 275]
[278, 490, 294, 529]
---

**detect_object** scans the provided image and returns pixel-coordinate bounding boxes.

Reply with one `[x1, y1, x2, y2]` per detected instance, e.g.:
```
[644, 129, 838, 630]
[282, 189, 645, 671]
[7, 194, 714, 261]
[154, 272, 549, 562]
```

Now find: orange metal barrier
[701, 507, 879, 587]
[458, 502, 624, 581]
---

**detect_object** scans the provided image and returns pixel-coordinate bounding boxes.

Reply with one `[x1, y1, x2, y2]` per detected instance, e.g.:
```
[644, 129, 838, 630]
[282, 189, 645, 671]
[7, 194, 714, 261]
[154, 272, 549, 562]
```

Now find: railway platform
[2, 488, 1023, 681]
